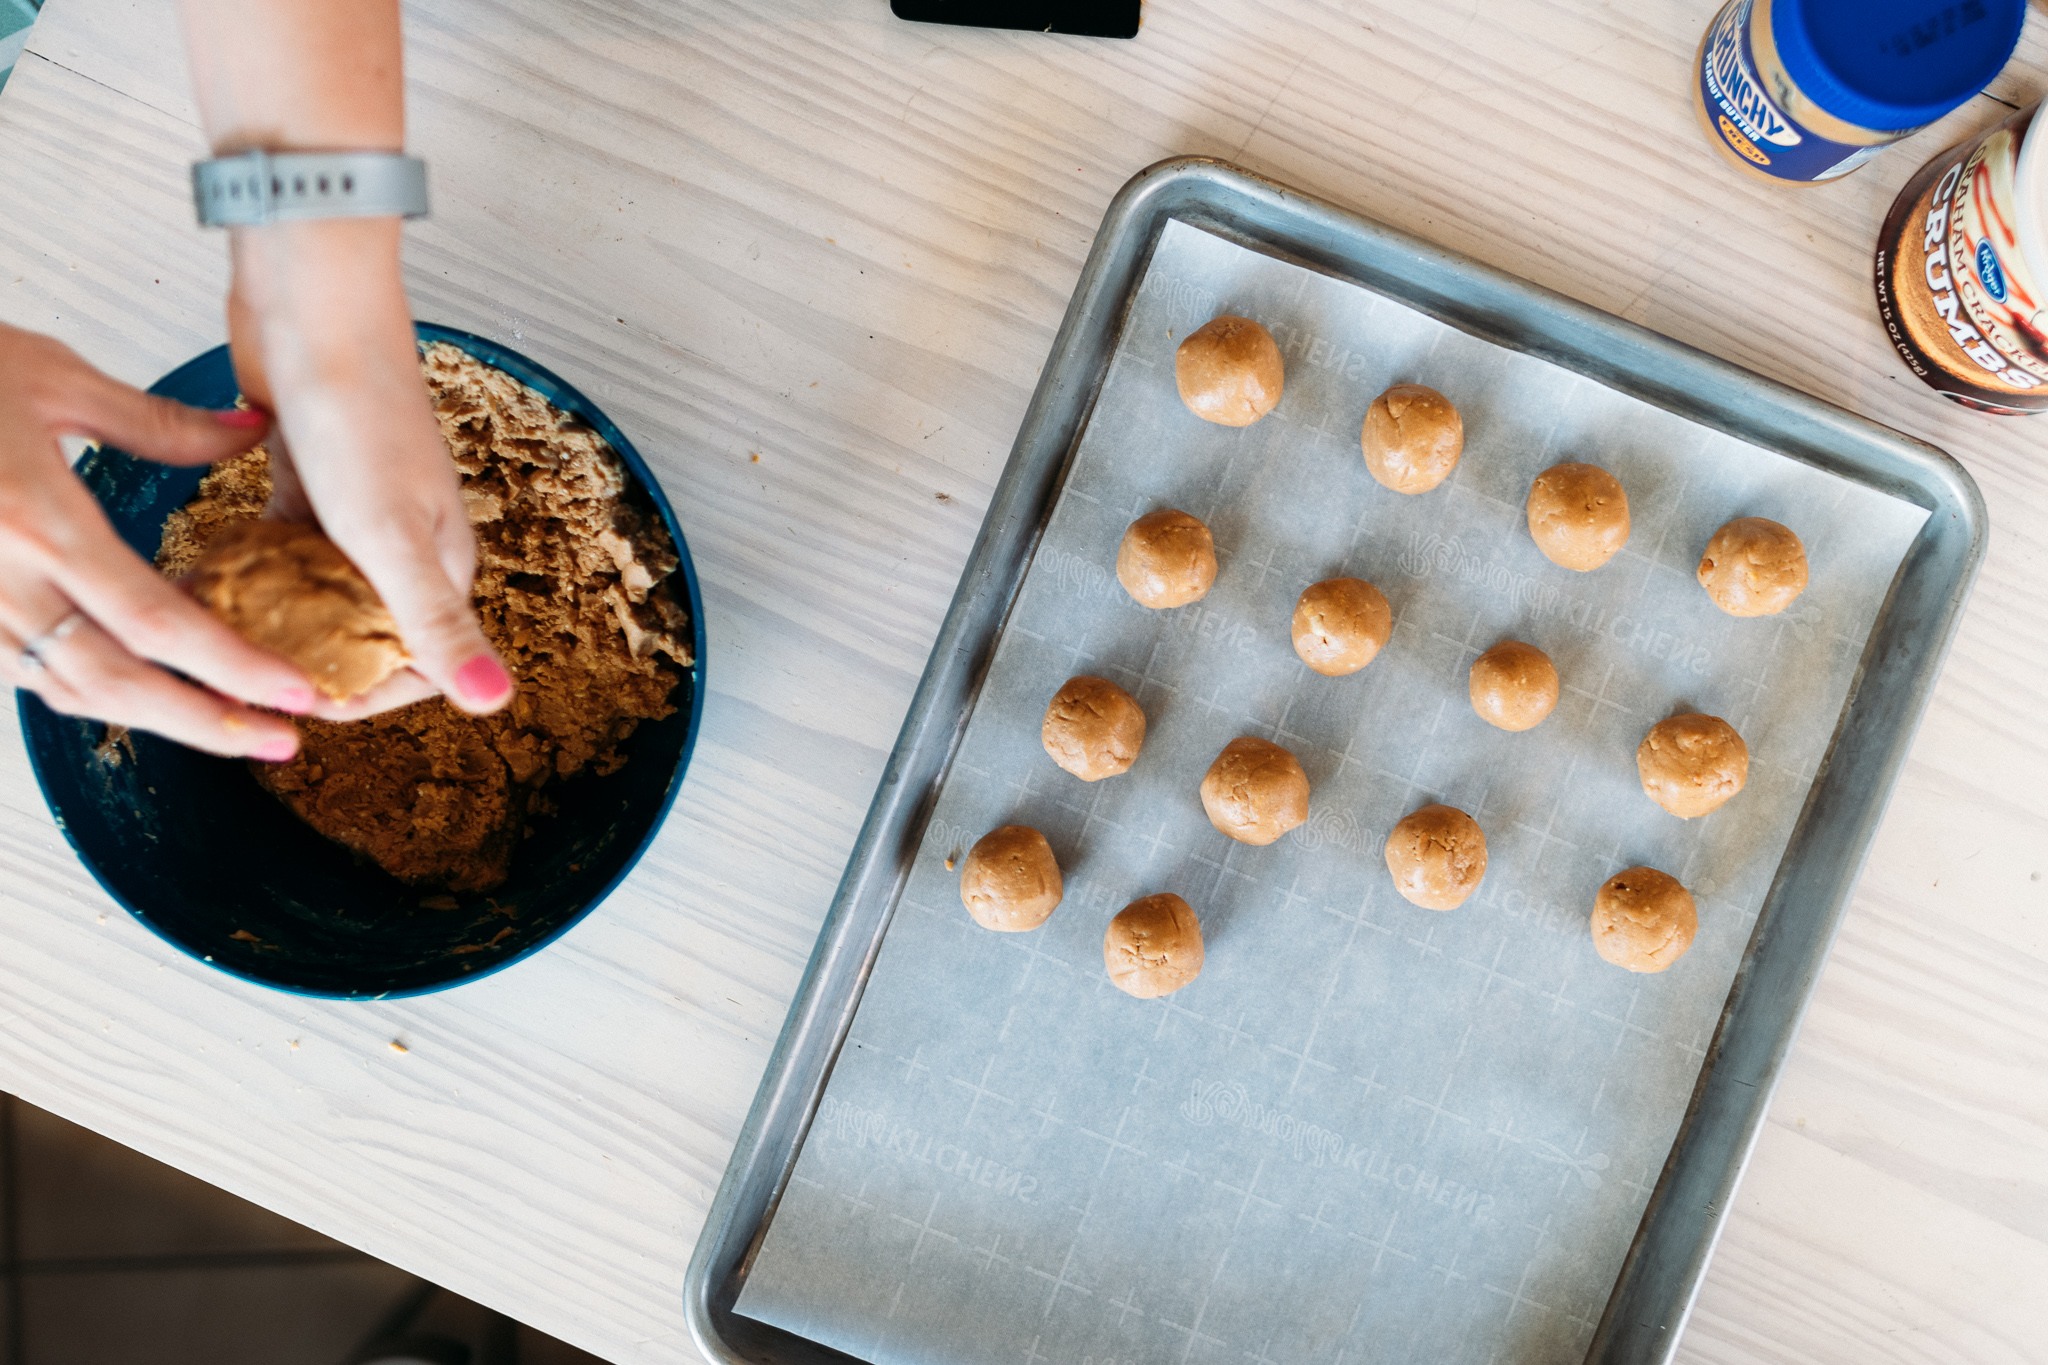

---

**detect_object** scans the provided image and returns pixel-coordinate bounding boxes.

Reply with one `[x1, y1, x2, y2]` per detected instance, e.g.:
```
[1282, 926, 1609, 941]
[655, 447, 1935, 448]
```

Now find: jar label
[1700, 0, 1872, 182]
[1943, 133, 2048, 386]
[1875, 109, 2048, 413]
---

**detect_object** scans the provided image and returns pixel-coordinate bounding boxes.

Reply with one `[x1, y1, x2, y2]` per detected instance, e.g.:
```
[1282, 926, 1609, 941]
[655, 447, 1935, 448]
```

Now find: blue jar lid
[1773, 0, 2026, 133]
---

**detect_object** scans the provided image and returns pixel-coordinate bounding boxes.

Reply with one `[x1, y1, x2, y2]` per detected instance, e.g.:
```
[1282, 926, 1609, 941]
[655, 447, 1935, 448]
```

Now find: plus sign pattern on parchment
[736, 222, 1929, 1365]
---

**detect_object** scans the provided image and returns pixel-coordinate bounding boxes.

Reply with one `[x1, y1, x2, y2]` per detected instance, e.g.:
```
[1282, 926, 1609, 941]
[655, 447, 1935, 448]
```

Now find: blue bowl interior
[18, 324, 706, 999]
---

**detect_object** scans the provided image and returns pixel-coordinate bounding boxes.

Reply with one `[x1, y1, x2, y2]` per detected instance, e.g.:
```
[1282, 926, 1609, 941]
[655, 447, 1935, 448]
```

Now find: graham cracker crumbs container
[1695, 0, 2024, 184]
[1876, 101, 2048, 414]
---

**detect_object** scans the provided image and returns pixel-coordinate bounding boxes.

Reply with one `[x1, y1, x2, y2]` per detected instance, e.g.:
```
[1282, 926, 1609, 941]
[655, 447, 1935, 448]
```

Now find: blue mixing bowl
[17, 323, 706, 999]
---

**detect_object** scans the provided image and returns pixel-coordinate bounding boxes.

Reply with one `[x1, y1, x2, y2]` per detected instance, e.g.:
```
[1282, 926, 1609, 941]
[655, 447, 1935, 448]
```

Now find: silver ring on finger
[17, 609, 86, 675]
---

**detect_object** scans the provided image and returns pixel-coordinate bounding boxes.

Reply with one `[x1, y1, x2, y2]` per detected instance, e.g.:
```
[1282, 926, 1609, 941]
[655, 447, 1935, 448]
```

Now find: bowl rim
[16, 321, 709, 999]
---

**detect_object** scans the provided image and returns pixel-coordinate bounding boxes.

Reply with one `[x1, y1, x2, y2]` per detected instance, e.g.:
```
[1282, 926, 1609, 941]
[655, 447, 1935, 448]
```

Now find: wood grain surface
[1, 1, 2044, 1362]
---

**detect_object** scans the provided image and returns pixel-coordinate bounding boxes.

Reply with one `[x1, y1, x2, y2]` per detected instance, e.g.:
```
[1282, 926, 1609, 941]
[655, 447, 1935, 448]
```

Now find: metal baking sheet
[684, 158, 1985, 1365]
[736, 219, 1928, 1363]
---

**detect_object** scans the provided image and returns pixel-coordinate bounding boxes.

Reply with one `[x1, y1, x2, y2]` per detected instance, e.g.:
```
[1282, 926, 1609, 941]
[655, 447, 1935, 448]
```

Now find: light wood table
[3, 1, 2045, 1361]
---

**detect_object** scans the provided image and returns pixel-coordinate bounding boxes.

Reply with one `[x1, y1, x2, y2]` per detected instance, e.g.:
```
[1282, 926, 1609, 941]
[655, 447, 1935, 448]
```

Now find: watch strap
[192, 151, 429, 228]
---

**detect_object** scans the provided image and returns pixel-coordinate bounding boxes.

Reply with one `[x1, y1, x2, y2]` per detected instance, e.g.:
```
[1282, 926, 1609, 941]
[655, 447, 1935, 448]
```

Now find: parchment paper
[735, 220, 1930, 1365]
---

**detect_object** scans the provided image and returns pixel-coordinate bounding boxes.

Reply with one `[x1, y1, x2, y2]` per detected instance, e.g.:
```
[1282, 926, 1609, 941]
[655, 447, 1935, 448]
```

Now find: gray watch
[191, 151, 429, 227]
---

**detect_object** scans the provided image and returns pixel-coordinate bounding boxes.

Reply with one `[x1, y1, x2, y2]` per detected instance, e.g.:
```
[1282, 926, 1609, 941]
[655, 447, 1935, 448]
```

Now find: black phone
[890, 0, 1140, 39]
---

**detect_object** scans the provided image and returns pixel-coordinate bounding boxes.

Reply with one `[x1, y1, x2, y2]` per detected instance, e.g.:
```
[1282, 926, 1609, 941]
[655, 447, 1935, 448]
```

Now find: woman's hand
[176, 0, 511, 717]
[226, 218, 513, 715]
[0, 322, 311, 758]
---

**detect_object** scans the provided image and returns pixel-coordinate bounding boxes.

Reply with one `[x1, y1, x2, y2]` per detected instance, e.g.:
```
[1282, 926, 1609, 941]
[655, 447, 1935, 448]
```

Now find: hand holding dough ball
[1468, 640, 1558, 732]
[1042, 675, 1146, 781]
[1199, 737, 1310, 846]
[1362, 384, 1463, 494]
[1637, 713, 1748, 818]
[1103, 893, 1204, 997]
[959, 825, 1063, 932]
[1591, 867, 1698, 973]
[1527, 463, 1630, 571]
[189, 520, 408, 701]
[1117, 510, 1217, 608]
[1175, 315, 1284, 426]
[1384, 803, 1488, 910]
[1291, 578, 1392, 676]
[1698, 517, 1808, 617]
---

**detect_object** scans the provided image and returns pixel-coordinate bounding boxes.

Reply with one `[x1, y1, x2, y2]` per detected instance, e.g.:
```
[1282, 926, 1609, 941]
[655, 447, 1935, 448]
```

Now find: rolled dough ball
[1291, 577, 1392, 676]
[1591, 866, 1698, 973]
[1042, 675, 1146, 781]
[1175, 315, 1284, 426]
[1468, 640, 1559, 732]
[1527, 463, 1630, 571]
[1103, 893, 1204, 998]
[188, 520, 407, 701]
[1384, 803, 1488, 910]
[1361, 384, 1464, 494]
[1698, 517, 1809, 617]
[1199, 736, 1310, 846]
[1637, 713, 1748, 818]
[959, 825, 1063, 932]
[1117, 509, 1217, 608]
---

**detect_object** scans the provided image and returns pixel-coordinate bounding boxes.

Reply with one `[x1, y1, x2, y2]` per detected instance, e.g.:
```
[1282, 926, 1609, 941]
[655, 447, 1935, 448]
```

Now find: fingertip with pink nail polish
[455, 654, 514, 708]
[252, 737, 298, 763]
[213, 407, 270, 430]
[270, 686, 316, 715]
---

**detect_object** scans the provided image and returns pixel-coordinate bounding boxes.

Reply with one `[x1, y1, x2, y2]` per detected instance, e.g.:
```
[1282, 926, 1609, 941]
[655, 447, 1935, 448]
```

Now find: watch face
[890, 0, 1140, 39]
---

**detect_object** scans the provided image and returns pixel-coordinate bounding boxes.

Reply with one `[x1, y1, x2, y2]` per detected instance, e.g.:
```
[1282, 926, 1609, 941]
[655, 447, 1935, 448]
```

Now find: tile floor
[0, 1092, 606, 1365]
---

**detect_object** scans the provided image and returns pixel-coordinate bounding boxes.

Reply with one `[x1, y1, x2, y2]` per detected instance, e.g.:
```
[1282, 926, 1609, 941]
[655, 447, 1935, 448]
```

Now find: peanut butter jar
[1875, 102, 2048, 415]
[1695, 0, 2023, 185]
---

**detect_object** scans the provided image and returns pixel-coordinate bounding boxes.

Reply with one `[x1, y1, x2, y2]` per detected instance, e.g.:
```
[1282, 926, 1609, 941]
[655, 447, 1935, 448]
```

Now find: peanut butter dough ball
[959, 825, 1063, 932]
[1117, 509, 1217, 609]
[1527, 462, 1630, 571]
[1637, 713, 1748, 819]
[1103, 893, 1204, 998]
[1042, 675, 1146, 781]
[1591, 866, 1698, 973]
[1698, 517, 1809, 617]
[1468, 640, 1559, 732]
[1291, 577, 1392, 676]
[1384, 803, 1488, 911]
[1176, 315, 1284, 426]
[1362, 384, 1464, 494]
[1199, 737, 1311, 846]
[189, 520, 407, 701]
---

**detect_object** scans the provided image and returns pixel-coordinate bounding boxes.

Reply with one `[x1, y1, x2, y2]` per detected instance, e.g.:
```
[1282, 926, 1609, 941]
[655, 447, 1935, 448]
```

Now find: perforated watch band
[191, 151, 429, 228]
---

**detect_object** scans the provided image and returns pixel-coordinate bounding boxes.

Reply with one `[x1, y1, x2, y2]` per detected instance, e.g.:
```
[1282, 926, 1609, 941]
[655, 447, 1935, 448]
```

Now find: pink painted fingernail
[213, 407, 269, 429]
[456, 654, 514, 706]
[270, 686, 315, 714]
[252, 737, 298, 763]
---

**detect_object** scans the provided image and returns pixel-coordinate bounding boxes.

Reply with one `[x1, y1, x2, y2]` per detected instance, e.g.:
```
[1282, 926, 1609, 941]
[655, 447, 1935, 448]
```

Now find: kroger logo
[1976, 240, 2009, 303]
